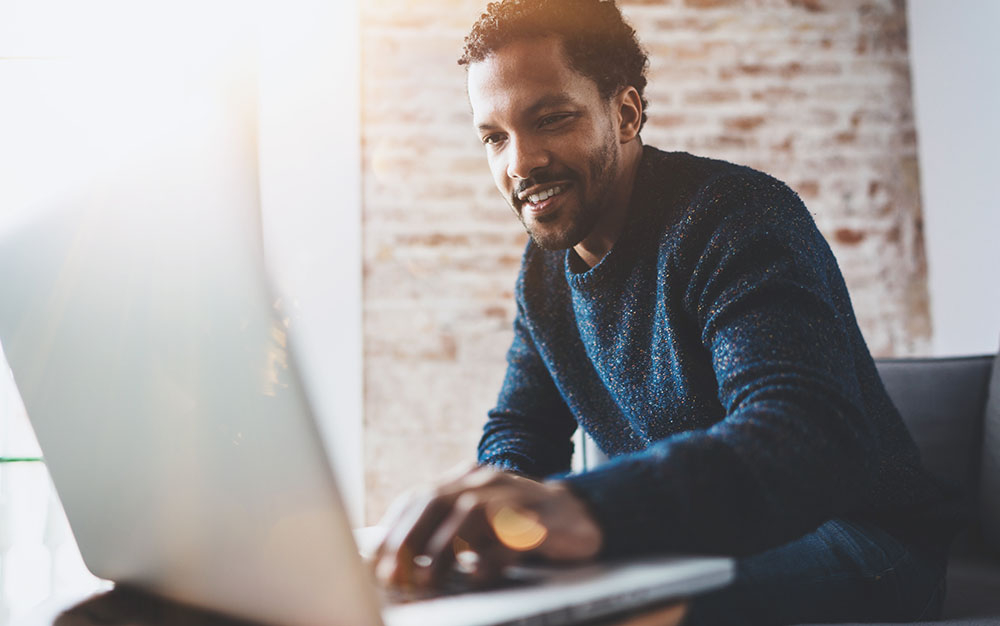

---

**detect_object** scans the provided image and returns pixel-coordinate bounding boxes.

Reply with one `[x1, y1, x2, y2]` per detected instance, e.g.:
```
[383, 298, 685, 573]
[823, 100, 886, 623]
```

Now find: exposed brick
[834, 131, 857, 145]
[719, 61, 842, 81]
[796, 180, 820, 198]
[834, 227, 867, 245]
[683, 0, 739, 7]
[683, 87, 741, 105]
[652, 17, 725, 32]
[886, 224, 901, 243]
[751, 86, 808, 103]
[789, 0, 827, 12]
[482, 305, 508, 320]
[723, 115, 767, 132]
[662, 41, 740, 62]
[771, 136, 795, 152]
[648, 113, 699, 127]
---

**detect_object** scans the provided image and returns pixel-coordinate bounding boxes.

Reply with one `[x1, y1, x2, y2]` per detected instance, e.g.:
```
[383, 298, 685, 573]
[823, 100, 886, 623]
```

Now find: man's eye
[483, 134, 505, 145]
[539, 114, 571, 127]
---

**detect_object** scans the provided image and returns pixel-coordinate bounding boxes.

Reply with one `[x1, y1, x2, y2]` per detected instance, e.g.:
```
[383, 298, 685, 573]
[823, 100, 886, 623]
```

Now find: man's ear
[615, 86, 642, 143]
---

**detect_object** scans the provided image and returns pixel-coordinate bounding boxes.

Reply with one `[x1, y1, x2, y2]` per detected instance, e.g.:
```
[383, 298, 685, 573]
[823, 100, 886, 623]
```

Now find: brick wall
[361, 0, 930, 522]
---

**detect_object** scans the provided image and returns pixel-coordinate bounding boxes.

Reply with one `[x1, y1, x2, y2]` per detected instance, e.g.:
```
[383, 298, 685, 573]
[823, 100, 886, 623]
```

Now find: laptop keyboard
[380, 567, 536, 605]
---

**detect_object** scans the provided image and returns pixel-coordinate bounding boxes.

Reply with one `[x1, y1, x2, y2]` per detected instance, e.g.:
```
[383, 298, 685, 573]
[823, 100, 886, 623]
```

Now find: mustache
[511, 170, 575, 206]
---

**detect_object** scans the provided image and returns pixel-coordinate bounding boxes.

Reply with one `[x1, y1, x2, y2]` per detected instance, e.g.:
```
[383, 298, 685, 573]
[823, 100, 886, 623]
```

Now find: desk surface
[6, 507, 711, 626]
[20, 587, 688, 626]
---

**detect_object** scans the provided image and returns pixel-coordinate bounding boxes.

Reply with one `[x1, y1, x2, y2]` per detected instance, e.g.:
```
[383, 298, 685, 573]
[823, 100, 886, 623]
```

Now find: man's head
[459, 0, 649, 131]
[460, 0, 649, 256]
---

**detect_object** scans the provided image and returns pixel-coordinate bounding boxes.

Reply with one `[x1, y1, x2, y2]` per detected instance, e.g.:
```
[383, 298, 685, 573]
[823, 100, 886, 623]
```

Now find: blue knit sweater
[478, 147, 960, 559]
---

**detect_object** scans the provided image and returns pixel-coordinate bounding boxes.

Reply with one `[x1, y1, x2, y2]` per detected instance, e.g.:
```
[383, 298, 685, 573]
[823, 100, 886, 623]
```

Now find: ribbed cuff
[557, 460, 680, 559]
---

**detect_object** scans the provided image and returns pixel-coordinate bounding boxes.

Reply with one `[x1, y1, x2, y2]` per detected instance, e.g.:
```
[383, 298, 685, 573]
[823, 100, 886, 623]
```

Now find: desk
[21, 587, 688, 626]
[3, 462, 706, 626]
[0, 488, 704, 626]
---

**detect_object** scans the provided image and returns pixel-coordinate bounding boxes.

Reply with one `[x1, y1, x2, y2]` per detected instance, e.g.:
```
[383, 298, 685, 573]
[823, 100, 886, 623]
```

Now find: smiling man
[471, 36, 642, 265]
[374, 1, 960, 623]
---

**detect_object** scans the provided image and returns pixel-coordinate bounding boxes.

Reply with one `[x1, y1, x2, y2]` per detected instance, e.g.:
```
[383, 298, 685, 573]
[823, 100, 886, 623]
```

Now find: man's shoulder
[640, 145, 809, 233]
[639, 145, 790, 201]
[638, 146, 820, 274]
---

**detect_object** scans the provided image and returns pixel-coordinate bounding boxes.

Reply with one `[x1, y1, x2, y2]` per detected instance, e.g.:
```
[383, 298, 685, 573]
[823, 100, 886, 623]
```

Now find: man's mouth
[517, 183, 571, 217]
[523, 184, 568, 205]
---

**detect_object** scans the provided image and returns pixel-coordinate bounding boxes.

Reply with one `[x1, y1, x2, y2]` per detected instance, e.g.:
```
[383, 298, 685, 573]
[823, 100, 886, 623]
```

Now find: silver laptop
[0, 113, 732, 626]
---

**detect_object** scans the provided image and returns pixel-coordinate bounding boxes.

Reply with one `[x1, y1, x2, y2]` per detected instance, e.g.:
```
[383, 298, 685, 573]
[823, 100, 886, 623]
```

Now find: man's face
[467, 37, 622, 250]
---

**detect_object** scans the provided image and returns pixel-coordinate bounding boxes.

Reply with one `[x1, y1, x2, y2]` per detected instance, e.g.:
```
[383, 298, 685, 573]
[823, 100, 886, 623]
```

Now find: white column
[257, 0, 365, 525]
[907, 0, 1000, 356]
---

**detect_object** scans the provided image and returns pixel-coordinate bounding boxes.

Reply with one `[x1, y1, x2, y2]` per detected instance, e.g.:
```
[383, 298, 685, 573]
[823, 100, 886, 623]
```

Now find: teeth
[527, 185, 565, 204]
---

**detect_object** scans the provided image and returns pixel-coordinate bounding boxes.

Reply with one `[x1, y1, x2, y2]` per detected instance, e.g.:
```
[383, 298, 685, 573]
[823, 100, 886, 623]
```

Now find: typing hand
[373, 465, 603, 590]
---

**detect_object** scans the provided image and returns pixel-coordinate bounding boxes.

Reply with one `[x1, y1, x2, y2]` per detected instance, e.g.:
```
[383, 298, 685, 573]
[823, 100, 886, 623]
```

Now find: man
[375, 1, 960, 623]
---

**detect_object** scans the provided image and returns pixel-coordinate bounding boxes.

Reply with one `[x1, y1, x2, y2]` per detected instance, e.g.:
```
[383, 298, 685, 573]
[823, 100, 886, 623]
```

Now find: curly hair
[458, 0, 649, 131]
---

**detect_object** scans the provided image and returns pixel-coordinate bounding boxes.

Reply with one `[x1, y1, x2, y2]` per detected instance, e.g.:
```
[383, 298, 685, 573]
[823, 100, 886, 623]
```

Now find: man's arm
[560, 174, 875, 557]
[374, 298, 589, 586]
[477, 303, 579, 478]
[373, 466, 602, 588]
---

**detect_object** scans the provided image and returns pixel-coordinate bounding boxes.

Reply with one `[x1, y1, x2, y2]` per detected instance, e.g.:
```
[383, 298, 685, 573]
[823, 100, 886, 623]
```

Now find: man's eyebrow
[476, 93, 578, 132]
[523, 93, 576, 115]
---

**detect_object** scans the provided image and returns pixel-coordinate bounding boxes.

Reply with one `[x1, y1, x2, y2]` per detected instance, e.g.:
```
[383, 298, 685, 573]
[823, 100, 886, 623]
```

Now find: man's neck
[572, 140, 644, 269]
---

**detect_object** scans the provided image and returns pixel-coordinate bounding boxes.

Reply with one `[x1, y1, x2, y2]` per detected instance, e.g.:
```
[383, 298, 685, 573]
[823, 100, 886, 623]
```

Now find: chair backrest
[977, 352, 1000, 550]
[875, 355, 995, 500]
[875, 353, 999, 553]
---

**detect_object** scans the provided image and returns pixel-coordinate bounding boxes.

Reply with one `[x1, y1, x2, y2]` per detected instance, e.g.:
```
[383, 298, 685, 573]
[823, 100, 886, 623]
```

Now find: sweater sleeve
[478, 301, 579, 479]
[561, 174, 877, 557]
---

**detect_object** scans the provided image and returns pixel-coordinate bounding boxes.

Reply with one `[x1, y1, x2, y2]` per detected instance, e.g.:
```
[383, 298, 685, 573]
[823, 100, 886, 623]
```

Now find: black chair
[857, 353, 1000, 625]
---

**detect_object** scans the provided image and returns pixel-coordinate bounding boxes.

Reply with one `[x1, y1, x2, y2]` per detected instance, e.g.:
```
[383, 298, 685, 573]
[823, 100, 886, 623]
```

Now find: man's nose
[506, 137, 549, 181]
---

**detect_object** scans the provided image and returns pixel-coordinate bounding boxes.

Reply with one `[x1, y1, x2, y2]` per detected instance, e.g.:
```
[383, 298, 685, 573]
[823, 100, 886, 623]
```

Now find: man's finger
[378, 470, 507, 574]
[372, 488, 430, 566]
[440, 460, 481, 483]
[376, 490, 453, 585]
[373, 466, 511, 568]
[374, 478, 479, 582]
[466, 542, 517, 588]
[419, 489, 507, 587]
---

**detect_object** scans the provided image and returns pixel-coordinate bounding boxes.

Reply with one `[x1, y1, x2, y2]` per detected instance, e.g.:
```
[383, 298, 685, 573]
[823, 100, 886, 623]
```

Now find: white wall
[257, 0, 364, 525]
[908, 0, 1000, 356]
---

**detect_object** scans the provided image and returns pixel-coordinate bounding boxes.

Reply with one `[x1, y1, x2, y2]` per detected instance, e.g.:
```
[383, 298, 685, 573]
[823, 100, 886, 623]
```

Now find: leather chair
[868, 353, 1000, 625]
[580, 349, 1000, 624]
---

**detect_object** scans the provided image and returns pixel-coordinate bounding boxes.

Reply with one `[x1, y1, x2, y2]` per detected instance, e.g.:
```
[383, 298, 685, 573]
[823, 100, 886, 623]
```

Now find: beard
[511, 130, 620, 251]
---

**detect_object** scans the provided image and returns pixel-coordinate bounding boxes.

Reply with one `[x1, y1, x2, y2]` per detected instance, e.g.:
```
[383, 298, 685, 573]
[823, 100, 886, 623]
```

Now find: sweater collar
[564, 145, 663, 290]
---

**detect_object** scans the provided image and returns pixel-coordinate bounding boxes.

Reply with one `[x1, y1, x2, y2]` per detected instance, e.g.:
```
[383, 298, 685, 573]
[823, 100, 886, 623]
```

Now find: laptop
[0, 107, 732, 626]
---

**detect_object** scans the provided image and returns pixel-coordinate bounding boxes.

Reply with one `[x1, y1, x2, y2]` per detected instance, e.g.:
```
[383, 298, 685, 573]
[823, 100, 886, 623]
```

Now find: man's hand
[373, 465, 603, 589]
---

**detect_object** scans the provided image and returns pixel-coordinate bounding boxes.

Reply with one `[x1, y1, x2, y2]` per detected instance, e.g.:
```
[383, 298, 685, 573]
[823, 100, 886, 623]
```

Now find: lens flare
[488, 505, 547, 551]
